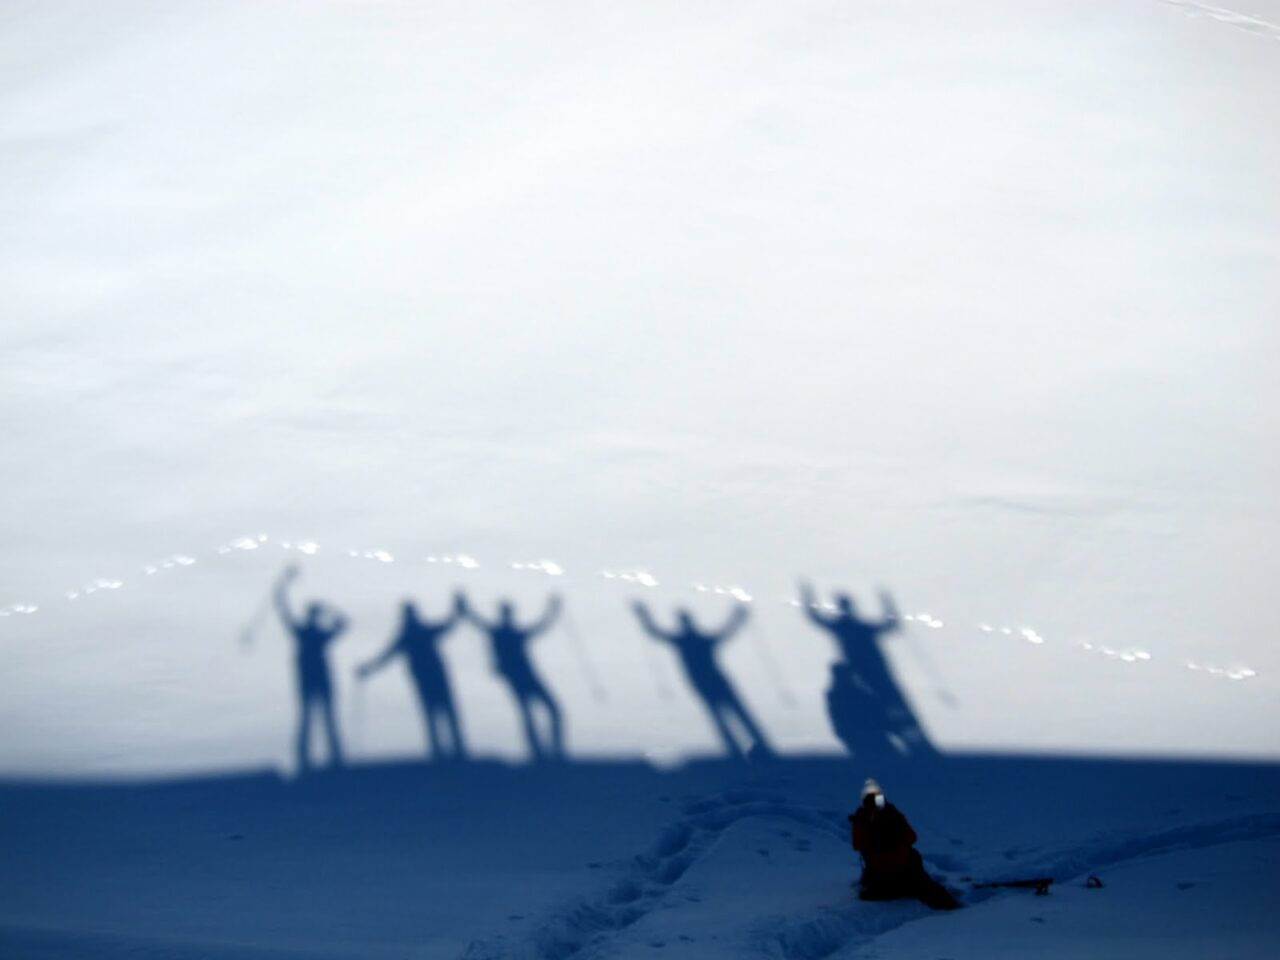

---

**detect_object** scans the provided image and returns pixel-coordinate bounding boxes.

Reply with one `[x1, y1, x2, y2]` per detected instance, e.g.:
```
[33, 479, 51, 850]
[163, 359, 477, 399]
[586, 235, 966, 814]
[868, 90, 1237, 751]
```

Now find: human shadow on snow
[356, 595, 471, 762]
[631, 600, 774, 760]
[798, 581, 937, 763]
[270, 566, 941, 770]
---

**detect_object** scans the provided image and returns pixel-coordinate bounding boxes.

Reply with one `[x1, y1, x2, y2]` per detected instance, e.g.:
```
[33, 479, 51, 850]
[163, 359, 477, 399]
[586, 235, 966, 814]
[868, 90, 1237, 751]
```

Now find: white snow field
[1, 0, 1279, 957]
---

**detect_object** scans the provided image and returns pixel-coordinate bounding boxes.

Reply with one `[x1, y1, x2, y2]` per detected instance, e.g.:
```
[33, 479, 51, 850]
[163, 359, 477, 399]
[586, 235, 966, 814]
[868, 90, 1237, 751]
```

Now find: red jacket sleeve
[850, 812, 863, 851]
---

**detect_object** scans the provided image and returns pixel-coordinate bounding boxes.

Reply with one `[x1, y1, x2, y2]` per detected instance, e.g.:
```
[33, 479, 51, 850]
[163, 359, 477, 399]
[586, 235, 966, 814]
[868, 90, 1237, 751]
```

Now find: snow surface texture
[2, 0, 1278, 773]
[3, 758, 1279, 958]
[1, 0, 1279, 957]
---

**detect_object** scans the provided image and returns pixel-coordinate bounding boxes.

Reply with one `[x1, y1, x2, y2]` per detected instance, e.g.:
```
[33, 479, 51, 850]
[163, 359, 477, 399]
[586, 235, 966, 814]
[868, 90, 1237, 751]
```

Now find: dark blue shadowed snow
[2, 753, 1279, 960]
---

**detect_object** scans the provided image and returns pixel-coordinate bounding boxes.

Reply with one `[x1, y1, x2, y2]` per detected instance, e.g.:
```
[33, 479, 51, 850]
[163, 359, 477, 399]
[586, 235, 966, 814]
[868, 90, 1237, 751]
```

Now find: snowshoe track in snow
[461, 798, 1280, 960]
[460, 788, 853, 959]
[973, 810, 1280, 896]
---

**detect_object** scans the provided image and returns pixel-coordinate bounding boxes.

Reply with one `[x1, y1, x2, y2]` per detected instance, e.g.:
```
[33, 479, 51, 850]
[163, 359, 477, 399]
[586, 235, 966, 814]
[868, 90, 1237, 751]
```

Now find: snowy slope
[2, 755, 1278, 959]
[1, 0, 1279, 957]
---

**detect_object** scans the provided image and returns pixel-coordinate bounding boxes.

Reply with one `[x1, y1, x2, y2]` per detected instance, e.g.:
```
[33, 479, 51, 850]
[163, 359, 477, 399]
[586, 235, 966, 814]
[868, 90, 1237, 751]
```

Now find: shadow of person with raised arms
[462, 594, 566, 762]
[357, 594, 469, 762]
[632, 601, 772, 761]
[274, 565, 348, 772]
[799, 582, 932, 761]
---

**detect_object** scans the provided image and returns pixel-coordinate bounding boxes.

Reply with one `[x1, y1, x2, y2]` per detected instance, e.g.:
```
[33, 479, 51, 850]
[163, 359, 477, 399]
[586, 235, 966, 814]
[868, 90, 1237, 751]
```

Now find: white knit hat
[861, 777, 883, 801]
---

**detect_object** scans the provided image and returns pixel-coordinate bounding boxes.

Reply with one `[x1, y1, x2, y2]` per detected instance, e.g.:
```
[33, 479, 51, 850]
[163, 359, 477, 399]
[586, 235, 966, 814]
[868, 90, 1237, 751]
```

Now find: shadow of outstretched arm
[631, 602, 673, 643]
[419, 596, 466, 635]
[525, 595, 562, 637]
[459, 596, 494, 634]
[328, 610, 350, 639]
[878, 589, 901, 634]
[274, 566, 301, 633]
[357, 635, 402, 680]
[714, 605, 750, 642]
[798, 581, 835, 630]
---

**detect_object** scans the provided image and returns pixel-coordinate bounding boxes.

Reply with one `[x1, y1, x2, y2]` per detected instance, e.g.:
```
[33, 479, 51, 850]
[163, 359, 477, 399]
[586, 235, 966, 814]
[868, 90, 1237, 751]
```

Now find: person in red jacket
[850, 779, 959, 909]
